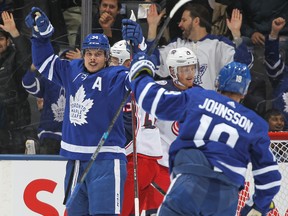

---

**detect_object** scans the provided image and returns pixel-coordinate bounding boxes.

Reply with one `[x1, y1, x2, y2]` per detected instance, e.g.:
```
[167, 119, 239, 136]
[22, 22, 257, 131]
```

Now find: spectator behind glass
[141, 3, 253, 88]
[240, 0, 288, 67]
[61, 0, 82, 47]
[264, 109, 288, 162]
[75, 0, 124, 48]
[22, 64, 65, 155]
[241, 0, 288, 47]
[0, 11, 35, 154]
[264, 17, 288, 130]
[264, 109, 285, 132]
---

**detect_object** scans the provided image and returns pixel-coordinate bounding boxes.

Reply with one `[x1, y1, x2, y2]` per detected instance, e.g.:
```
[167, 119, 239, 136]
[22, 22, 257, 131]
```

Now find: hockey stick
[131, 92, 140, 216]
[63, 162, 75, 205]
[147, 0, 192, 56]
[66, 90, 131, 208]
[150, 181, 166, 196]
[127, 10, 141, 216]
[66, 0, 189, 208]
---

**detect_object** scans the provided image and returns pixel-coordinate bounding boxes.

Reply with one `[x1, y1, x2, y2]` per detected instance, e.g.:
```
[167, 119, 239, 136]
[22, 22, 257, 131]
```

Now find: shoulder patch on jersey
[156, 80, 168, 85]
[227, 101, 236, 108]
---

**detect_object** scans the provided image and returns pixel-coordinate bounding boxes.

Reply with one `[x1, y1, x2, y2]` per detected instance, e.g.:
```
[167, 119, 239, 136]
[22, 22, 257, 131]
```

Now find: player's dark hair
[184, 3, 212, 33]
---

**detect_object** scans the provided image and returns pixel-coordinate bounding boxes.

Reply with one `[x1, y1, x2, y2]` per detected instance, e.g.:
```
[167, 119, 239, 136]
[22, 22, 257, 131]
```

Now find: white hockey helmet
[110, 40, 130, 65]
[166, 47, 198, 82]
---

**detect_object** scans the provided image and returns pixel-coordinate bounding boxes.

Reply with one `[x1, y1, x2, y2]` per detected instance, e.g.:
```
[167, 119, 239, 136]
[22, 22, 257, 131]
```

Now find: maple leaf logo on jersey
[171, 121, 179, 136]
[282, 92, 288, 113]
[70, 85, 94, 126]
[51, 94, 66, 122]
[194, 64, 208, 86]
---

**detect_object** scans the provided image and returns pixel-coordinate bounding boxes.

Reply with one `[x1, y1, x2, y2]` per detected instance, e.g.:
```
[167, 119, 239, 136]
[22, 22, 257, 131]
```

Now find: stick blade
[170, 0, 193, 18]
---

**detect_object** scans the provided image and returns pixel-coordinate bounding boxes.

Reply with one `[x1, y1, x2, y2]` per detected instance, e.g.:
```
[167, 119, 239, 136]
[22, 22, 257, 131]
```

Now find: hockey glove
[240, 201, 275, 216]
[122, 19, 147, 53]
[25, 7, 54, 38]
[129, 52, 156, 82]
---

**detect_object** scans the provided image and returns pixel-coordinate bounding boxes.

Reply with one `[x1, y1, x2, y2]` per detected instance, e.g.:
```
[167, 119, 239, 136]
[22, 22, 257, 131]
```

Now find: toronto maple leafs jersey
[131, 75, 281, 212]
[22, 69, 65, 141]
[31, 38, 130, 161]
[264, 36, 288, 129]
[147, 35, 253, 90]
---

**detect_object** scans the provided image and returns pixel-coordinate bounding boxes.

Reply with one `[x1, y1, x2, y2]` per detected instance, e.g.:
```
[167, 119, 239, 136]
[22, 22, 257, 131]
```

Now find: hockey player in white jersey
[110, 40, 131, 67]
[124, 4, 253, 90]
[145, 47, 200, 215]
[122, 47, 199, 215]
[25, 7, 130, 216]
[128, 56, 281, 216]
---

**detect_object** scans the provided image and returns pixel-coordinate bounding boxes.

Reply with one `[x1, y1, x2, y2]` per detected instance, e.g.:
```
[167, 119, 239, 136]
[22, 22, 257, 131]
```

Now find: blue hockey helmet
[216, 62, 251, 95]
[82, 33, 110, 58]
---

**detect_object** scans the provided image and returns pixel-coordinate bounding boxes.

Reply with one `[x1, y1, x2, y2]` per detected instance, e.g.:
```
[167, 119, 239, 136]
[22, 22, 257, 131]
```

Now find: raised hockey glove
[25, 7, 54, 38]
[129, 52, 156, 82]
[122, 19, 147, 53]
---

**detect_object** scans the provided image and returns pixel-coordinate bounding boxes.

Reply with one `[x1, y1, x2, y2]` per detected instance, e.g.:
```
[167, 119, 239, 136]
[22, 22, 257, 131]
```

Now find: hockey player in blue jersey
[128, 56, 282, 216]
[22, 64, 65, 154]
[25, 7, 130, 216]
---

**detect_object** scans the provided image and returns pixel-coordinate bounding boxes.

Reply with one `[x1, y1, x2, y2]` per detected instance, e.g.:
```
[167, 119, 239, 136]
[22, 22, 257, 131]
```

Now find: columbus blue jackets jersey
[131, 75, 281, 212]
[31, 38, 130, 161]
[155, 79, 182, 167]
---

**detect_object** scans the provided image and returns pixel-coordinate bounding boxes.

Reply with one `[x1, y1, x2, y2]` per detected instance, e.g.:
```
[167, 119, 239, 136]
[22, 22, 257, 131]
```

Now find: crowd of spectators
[0, 0, 287, 156]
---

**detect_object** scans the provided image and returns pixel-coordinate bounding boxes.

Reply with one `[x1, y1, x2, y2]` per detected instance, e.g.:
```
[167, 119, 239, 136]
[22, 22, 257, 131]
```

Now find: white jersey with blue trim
[125, 104, 162, 158]
[154, 79, 181, 167]
[151, 35, 253, 90]
[131, 75, 281, 210]
[31, 38, 130, 161]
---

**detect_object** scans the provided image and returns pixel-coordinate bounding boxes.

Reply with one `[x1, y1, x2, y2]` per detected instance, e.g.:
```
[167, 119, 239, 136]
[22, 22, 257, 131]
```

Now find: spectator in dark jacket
[75, 0, 124, 47]
[0, 11, 35, 154]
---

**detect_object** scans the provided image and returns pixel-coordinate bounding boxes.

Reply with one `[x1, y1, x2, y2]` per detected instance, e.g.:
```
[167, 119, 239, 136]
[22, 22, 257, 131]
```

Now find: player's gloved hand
[240, 204, 261, 216]
[122, 19, 147, 53]
[240, 201, 275, 216]
[246, 208, 262, 216]
[25, 7, 54, 38]
[129, 52, 156, 81]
